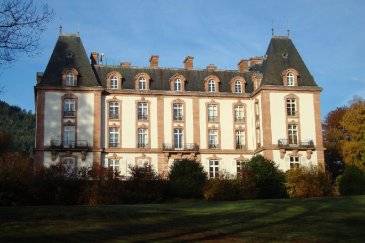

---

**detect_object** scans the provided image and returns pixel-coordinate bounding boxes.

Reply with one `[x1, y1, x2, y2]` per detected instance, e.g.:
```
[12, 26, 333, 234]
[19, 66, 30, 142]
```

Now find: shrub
[285, 166, 332, 198]
[169, 159, 208, 198]
[337, 165, 365, 196]
[243, 155, 286, 198]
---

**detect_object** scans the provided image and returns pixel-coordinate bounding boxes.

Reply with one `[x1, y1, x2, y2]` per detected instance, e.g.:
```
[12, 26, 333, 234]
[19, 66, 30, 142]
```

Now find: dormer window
[287, 73, 294, 86]
[208, 80, 215, 92]
[139, 77, 146, 90]
[110, 76, 118, 89]
[235, 80, 242, 93]
[174, 78, 182, 91]
[66, 72, 74, 86]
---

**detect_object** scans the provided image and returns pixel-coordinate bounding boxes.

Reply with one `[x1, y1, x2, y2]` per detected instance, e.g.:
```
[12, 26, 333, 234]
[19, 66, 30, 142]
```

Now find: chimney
[249, 57, 264, 67]
[120, 62, 131, 67]
[183, 56, 194, 69]
[238, 59, 249, 72]
[90, 52, 99, 64]
[207, 64, 217, 71]
[149, 55, 159, 67]
[36, 72, 43, 84]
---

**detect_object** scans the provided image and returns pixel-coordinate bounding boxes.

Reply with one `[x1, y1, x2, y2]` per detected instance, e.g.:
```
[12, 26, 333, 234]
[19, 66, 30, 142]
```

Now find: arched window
[235, 80, 242, 93]
[110, 76, 118, 89]
[287, 73, 294, 86]
[174, 78, 182, 91]
[208, 80, 215, 92]
[66, 72, 74, 86]
[139, 77, 146, 90]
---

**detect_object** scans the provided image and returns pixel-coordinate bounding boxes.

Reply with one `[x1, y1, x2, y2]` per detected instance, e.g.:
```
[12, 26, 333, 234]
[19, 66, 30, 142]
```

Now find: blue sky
[0, 0, 364, 119]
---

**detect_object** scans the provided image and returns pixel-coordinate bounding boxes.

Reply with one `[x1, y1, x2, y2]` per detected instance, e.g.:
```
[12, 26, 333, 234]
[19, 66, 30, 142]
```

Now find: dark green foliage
[0, 100, 35, 154]
[168, 159, 208, 198]
[285, 166, 332, 198]
[337, 165, 365, 196]
[244, 155, 286, 198]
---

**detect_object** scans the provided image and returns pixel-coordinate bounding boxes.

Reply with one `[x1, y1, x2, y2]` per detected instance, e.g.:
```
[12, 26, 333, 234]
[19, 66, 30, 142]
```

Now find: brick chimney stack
[120, 62, 131, 67]
[238, 59, 249, 72]
[249, 57, 264, 67]
[90, 52, 99, 64]
[149, 55, 159, 67]
[207, 64, 217, 71]
[183, 56, 194, 69]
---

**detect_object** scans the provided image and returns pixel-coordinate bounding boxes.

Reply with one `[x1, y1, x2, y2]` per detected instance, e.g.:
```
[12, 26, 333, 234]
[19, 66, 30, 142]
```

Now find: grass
[1, 196, 365, 242]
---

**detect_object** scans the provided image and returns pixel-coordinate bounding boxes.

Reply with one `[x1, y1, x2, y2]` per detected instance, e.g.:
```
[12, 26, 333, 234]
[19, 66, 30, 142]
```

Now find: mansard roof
[40, 34, 100, 87]
[93, 66, 255, 93]
[260, 36, 318, 87]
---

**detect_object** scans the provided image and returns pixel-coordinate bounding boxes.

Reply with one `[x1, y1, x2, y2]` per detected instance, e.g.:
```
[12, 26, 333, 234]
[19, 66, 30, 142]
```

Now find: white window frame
[287, 73, 294, 86]
[108, 159, 120, 172]
[286, 99, 296, 117]
[288, 124, 298, 145]
[138, 103, 148, 120]
[110, 76, 118, 89]
[208, 79, 215, 92]
[235, 105, 244, 123]
[139, 77, 147, 90]
[208, 104, 218, 122]
[173, 103, 183, 121]
[63, 125, 75, 147]
[174, 78, 182, 91]
[174, 128, 183, 149]
[290, 156, 300, 169]
[235, 80, 242, 93]
[235, 130, 245, 149]
[62, 157, 76, 177]
[208, 129, 218, 148]
[236, 160, 244, 175]
[109, 102, 119, 119]
[64, 99, 75, 117]
[209, 160, 219, 178]
[109, 127, 119, 147]
[138, 128, 148, 148]
[66, 72, 75, 86]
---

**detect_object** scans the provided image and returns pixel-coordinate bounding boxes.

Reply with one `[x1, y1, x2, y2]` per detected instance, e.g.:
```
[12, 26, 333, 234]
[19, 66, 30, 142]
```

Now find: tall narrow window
[109, 127, 119, 147]
[209, 160, 219, 178]
[63, 126, 75, 148]
[108, 159, 120, 172]
[66, 72, 75, 86]
[235, 80, 242, 93]
[287, 73, 294, 86]
[109, 102, 119, 119]
[208, 80, 215, 92]
[236, 160, 244, 176]
[138, 128, 148, 148]
[64, 99, 75, 117]
[174, 79, 182, 91]
[235, 105, 244, 123]
[288, 124, 298, 145]
[208, 129, 218, 149]
[138, 103, 148, 120]
[286, 99, 296, 117]
[174, 128, 183, 149]
[110, 76, 118, 89]
[235, 130, 245, 150]
[173, 103, 183, 121]
[139, 77, 147, 90]
[208, 104, 218, 122]
[290, 156, 300, 169]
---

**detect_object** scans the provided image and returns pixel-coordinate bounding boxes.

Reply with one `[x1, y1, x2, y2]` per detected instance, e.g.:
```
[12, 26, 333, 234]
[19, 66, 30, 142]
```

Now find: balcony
[163, 143, 199, 152]
[208, 116, 218, 122]
[278, 139, 314, 149]
[50, 139, 89, 150]
[63, 110, 75, 117]
[236, 144, 246, 150]
[109, 113, 119, 119]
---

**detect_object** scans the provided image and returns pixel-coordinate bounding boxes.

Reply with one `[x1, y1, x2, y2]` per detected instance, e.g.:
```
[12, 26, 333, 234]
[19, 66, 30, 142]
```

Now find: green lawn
[1, 196, 365, 242]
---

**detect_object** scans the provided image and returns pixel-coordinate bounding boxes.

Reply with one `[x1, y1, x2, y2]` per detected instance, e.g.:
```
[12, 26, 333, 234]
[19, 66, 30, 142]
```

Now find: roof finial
[286, 19, 290, 38]
[287, 28, 290, 38]
[59, 24, 63, 35]
[271, 21, 275, 36]
[77, 23, 80, 35]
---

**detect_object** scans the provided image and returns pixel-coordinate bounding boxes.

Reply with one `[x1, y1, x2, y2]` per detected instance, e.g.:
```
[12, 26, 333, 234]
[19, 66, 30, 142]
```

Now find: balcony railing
[138, 143, 149, 148]
[109, 142, 119, 148]
[208, 143, 220, 149]
[163, 143, 199, 151]
[236, 144, 246, 150]
[208, 116, 218, 122]
[235, 117, 245, 123]
[173, 115, 183, 121]
[278, 139, 314, 148]
[109, 113, 119, 119]
[63, 110, 75, 117]
[50, 139, 89, 149]
[138, 114, 148, 120]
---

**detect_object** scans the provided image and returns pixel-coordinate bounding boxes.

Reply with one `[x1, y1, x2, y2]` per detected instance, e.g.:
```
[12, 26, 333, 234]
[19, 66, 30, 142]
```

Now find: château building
[34, 33, 324, 178]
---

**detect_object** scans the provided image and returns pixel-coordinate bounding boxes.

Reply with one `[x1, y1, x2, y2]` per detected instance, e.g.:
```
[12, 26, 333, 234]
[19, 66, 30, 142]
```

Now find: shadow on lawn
[1, 197, 365, 242]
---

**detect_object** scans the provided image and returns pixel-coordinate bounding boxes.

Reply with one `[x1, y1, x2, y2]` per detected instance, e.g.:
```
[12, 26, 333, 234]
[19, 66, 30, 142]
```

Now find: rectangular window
[138, 103, 148, 120]
[236, 160, 244, 176]
[109, 102, 119, 119]
[286, 99, 296, 117]
[208, 129, 218, 148]
[108, 159, 120, 172]
[63, 99, 75, 117]
[235, 130, 245, 149]
[174, 128, 183, 149]
[207, 104, 218, 122]
[63, 126, 75, 148]
[288, 124, 298, 145]
[209, 160, 219, 178]
[290, 156, 300, 169]
[235, 105, 244, 123]
[173, 103, 183, 121]
[109, 127, 119, 147]
[138, 128, 148, 148]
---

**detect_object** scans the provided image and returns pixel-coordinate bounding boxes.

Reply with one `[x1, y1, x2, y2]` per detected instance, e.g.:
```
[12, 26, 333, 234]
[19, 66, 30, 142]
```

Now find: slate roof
[40, 34, 100, 87]
[260, 36, 317, 87]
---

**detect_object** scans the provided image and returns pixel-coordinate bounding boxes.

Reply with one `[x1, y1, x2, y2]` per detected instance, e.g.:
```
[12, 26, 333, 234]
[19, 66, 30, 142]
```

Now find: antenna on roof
[271, 20, 275, 36]
[59, 17, 63, 35]
[77, 23, 80, 35]
[286, 19, 290, 38]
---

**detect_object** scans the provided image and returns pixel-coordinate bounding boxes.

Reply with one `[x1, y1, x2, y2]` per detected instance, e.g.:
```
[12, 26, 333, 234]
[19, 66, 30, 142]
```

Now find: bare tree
[0, 0, 53, 65]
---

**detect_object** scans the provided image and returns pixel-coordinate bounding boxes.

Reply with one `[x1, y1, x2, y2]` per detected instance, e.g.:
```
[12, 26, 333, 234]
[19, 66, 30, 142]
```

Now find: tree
[0, 0, 53, 65]
[323, 106, 347, 179]
[340, 97, 365, 169]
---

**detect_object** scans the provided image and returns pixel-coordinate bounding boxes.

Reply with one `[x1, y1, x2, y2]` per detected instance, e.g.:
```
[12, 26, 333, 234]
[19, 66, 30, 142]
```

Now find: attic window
[281, 69, 299, 87]
[110, 76, 118, 89]
[282, 53, 289, 59]
[139, 77, 147, 90]
[66, 72, 75, 86]
[235, 80, 242, 93]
